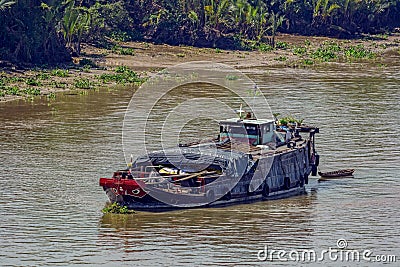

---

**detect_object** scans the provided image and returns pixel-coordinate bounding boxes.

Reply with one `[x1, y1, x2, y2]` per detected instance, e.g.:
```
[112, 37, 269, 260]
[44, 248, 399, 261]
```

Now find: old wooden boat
[318, 169, 354, 178]
[99, 111, 320, 211]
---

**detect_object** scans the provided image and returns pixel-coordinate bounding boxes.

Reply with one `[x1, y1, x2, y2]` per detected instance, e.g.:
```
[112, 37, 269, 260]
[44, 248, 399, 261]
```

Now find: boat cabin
[219, 117, 276, 146]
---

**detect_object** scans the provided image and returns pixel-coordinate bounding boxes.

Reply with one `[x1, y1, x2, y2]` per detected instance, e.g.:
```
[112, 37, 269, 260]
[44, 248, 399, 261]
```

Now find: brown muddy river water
[0, 64, 399, 266]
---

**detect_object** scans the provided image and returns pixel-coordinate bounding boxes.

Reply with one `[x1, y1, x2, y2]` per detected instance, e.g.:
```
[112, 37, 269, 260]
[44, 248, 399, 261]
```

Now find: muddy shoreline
[1, 33, 399, 103]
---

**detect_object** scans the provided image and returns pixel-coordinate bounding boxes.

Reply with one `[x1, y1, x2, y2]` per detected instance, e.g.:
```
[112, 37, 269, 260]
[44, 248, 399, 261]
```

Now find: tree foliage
[0, 0, 399, 64]
[0, 0, 70, 64]
[0, 0, 15, 10]
[61, 0, 91, 56]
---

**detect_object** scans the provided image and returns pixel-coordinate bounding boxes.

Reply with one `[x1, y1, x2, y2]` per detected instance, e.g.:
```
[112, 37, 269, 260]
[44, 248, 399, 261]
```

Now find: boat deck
[185, 137, 307, 159]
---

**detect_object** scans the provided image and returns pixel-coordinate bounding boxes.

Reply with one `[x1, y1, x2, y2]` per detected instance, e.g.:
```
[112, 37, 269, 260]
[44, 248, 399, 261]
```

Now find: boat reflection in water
[98, 190, 318, 264]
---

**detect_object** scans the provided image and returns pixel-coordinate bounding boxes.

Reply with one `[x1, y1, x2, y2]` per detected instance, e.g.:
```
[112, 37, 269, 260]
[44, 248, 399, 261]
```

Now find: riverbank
[1, 33, 399, 103]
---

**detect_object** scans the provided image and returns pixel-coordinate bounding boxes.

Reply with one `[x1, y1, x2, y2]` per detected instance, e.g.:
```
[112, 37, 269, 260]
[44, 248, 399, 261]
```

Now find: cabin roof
[220, 118, 275, 125]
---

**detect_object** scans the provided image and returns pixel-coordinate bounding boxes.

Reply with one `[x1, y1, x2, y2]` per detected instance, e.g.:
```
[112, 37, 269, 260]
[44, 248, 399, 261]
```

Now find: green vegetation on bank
[0, 65, 145, 99]
[309, 42, 377, 62]
[0, 0, 399, 64]
[51, 69, 69, 77]
[99, 66, 144, 84]
[112, 45, 135, 56]
[256, 39, 379, 64]
[0, 85, 41, 97]
[74, 78, 93, 89]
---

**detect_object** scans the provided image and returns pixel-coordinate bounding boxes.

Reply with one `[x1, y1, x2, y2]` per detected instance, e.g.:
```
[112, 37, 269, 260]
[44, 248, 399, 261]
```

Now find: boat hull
[100, 143, 315, 211]
[105, 186, 306, 211]
[318, 169, 354, 178]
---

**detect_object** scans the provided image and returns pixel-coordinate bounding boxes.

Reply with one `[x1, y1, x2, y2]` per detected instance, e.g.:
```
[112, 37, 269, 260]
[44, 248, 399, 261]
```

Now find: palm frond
[0, 0, 16, 11]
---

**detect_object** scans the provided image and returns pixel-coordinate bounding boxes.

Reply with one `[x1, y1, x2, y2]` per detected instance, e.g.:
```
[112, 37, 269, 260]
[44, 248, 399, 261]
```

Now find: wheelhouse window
[219, 123, 259, 145]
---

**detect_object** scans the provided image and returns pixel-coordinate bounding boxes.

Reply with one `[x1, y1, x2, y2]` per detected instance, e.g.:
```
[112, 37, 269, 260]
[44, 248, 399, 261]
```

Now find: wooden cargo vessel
[318, 169, 354, 178]
[99, 112, 320, 211]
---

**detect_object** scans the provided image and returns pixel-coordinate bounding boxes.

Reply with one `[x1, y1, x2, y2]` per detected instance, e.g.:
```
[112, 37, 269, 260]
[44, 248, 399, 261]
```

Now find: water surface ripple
[0, 65, 399, 266]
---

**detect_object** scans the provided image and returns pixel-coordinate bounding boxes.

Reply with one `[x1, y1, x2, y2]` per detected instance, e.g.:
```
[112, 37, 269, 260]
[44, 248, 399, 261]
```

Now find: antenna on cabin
[235, 104, 245, 119]
[128, 154, 133, 167]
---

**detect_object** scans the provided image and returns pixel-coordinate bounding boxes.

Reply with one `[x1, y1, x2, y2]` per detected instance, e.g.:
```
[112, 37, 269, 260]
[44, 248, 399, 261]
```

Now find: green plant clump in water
[25, 78, 42, 86]
[102, 203, 135, 214]
[74, 78, 93, 89]
[51, 69, 69, 77]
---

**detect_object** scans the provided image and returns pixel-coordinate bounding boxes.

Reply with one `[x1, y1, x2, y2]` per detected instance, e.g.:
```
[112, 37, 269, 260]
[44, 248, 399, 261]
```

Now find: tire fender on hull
[284, 177, 291, 190]
[222, 190, 232, 201]
[311, 165, 317, 176]
[105, 188, 123, 203]
[206, 189, 215, 201]
[262, 183, 269, 197]
[247, 183, 258, 196]
[299, 176, 305, 187]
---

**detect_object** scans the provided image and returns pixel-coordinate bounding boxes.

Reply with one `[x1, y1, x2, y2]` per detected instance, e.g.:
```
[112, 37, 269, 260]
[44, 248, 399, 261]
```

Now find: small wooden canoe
[318, 169, 355, 178]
